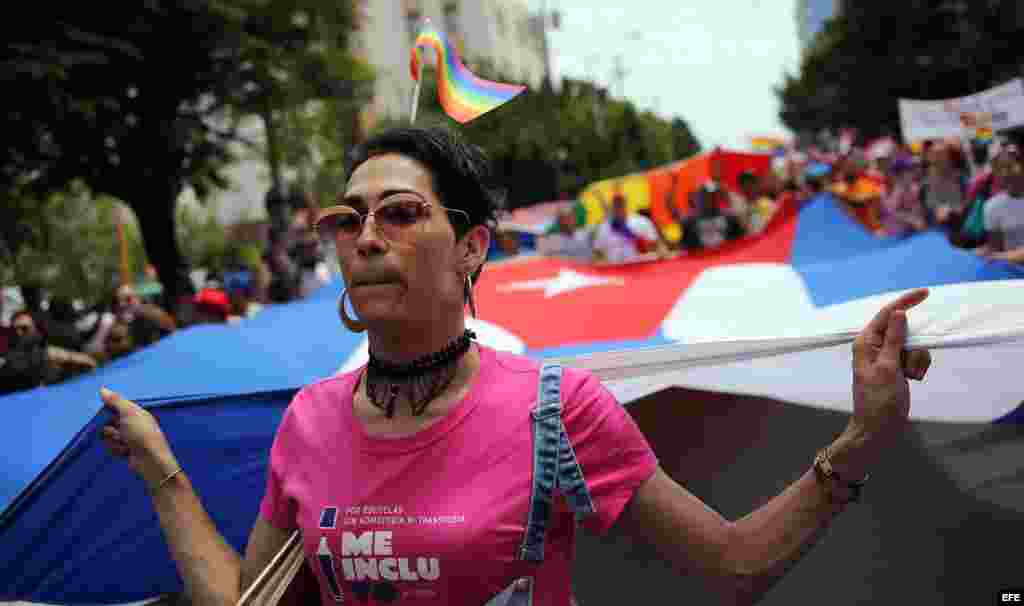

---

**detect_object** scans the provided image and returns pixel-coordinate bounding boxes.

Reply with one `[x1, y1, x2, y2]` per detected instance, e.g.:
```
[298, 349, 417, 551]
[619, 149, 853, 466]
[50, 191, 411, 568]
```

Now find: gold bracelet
[155, 467, 183, 493]
[813, 447, 868, 505]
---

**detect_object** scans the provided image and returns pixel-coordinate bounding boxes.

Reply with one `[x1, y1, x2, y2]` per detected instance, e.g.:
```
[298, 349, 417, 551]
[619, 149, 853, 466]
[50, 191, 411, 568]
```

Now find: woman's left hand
[837, 289, 932, 475]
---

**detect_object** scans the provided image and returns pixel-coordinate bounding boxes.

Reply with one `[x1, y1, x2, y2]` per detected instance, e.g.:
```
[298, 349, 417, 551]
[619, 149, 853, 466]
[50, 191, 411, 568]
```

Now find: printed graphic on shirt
[316, 504, 467, 603]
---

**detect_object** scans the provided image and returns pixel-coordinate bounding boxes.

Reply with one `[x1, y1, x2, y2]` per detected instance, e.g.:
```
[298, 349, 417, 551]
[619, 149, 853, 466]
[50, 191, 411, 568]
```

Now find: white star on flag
[497, 268, 625, 299]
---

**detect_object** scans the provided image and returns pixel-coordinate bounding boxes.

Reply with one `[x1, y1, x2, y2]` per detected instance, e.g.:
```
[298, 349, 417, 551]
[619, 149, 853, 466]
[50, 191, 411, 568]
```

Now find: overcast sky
[530, 1, 801, 150]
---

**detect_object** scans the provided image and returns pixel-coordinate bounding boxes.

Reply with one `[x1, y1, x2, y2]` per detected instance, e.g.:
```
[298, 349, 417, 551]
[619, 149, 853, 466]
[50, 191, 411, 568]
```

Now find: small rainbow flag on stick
[409, 19, 526, 124]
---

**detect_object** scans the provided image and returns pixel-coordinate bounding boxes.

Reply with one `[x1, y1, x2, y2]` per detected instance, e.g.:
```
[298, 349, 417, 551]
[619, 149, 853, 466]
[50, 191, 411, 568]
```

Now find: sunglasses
[315, 197, 469, 245]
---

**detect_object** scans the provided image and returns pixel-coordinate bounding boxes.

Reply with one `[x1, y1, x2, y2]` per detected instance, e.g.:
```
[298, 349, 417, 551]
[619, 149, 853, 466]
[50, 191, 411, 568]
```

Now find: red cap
[194, 288, 231, 316]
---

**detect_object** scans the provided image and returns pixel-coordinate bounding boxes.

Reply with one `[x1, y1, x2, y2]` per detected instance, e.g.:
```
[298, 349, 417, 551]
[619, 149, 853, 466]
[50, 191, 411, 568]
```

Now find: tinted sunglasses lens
[318, 211, 362, 240]
[376, 201, 425, 238]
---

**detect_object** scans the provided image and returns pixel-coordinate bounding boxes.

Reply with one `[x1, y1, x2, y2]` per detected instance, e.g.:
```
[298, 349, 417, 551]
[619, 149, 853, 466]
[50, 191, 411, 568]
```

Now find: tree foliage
[777, 1, 1024, 140]
[0, 185, 147, 307]
[1, 1, 370, 306]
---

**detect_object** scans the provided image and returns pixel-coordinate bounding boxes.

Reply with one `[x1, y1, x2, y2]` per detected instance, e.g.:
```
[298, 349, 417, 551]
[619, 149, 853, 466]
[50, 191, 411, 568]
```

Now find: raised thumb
[100, 387, 136, 416]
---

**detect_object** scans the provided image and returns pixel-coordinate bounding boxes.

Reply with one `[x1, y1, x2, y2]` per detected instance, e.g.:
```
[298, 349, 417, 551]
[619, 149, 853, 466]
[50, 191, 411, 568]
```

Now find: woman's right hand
[100, 387, 180, 493]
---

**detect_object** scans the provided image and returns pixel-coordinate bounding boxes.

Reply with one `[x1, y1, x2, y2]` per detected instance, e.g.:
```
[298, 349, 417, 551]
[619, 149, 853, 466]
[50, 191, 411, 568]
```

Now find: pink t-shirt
[260, 345, 658, 606]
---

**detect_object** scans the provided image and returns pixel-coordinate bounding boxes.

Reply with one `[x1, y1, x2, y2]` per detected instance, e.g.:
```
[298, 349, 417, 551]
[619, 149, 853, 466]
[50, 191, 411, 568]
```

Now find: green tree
[0, 185, 147, 307]
[778, 1, 1024, 140]
[2, 1, 370, 310]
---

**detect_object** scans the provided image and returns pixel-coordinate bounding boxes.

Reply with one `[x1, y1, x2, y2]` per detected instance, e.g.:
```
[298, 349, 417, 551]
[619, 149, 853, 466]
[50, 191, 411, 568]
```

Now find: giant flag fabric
[2, 193, 1024, 603]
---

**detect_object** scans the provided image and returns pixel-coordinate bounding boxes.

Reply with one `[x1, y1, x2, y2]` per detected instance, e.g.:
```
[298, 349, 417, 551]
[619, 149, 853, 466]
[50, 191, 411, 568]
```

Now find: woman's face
[333, 154, 487, 327]
[995, 151, 1024, 194]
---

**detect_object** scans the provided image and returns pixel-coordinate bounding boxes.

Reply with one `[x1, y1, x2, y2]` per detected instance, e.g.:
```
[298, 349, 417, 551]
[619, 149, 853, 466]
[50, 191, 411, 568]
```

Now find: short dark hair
[346, 127, 504, 285]
[347, 127, 503, 237]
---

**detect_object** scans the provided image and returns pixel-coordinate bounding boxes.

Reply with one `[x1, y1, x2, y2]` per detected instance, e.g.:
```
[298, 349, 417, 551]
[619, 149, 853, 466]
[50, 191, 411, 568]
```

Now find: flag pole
[410, 60, 424, 124]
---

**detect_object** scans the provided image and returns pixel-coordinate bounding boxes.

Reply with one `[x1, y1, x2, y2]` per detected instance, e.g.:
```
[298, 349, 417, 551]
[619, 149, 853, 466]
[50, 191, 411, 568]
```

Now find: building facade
[795, 0, 842, 53]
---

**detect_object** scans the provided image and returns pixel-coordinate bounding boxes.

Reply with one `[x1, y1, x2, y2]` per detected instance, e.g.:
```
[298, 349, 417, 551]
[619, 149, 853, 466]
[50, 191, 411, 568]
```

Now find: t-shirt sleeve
[984, 198, 1003, 233]
[258, 391, 305, 531]
[560, 368, 659, 535]
[631, 216, 661, 241]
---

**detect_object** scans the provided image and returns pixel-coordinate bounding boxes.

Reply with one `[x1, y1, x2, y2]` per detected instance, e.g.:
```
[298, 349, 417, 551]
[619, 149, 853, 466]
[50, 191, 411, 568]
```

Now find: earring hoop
[338, 289, 367, 333]
[465, 273, 477, 318]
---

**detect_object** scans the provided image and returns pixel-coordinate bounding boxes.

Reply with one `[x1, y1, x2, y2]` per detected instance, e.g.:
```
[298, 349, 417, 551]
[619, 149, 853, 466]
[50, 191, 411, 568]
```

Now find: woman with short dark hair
[101, 127, 932, 606]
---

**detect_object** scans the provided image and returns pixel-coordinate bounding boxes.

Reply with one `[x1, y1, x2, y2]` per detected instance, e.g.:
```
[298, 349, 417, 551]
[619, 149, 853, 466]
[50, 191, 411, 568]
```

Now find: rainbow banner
[748, 136, 787, 153]
[410, 19, 526, 123]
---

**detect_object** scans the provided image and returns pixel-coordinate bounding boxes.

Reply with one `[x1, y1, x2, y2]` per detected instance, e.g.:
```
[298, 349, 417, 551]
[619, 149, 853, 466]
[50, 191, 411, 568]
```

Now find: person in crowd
[636, 207, 674, 250]
[1, 311, 52, 394]
[831, 153, 884, 232]
[265, 229, 302, 303]
[92, 321, 137, 365]
[801, 162, 832, 202]
[224, 270, 263, 323]
[0, 310, 96, 393]
[537, 207, 593, 261]
[114, 284, 177, 347]
[951, 141, 1002, 249]
[921, 142, 969, 229]
[192, 287, 233, 325]
[974, 142, 1024, 264]
[748, 172, 781, 234]
[734, 170, 759, 232]
[100, 126, 932, 606]
[592, 193, 667, 263]
[44, 296, 85, 351]
[876, 155, 928, 238]
[489, 228, 525, 261]
[296, 236, 332, 298]
[290, 208, 333, 299]
[680, 183, 745, 251]
[660, 170, 691, 250]
[0, 298, 11, 356]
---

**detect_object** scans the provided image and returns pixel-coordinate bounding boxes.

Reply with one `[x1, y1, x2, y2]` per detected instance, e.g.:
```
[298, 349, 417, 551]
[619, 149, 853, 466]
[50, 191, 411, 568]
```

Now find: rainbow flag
[749, 136, 787, 153]
[410, 19, 526, 123]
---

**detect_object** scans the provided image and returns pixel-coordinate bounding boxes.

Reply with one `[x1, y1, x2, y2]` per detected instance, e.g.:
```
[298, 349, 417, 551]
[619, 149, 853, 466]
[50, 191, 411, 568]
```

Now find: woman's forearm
[724, 466, 843, 604]
[721, 426, 874, 604]
[149, 470, 243, 606]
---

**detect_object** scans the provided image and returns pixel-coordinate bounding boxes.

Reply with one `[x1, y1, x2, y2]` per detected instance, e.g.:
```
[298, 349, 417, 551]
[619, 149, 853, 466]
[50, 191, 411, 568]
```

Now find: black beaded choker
[366, 329, 476, 418]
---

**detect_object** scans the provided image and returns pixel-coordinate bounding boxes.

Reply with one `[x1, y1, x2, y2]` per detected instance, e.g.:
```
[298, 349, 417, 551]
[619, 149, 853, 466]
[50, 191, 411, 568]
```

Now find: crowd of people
[0, 187, 335, 396]
[815, 132, 1024, 262]
[525, 166, 793, 264]
[518, 130, 1024, 267]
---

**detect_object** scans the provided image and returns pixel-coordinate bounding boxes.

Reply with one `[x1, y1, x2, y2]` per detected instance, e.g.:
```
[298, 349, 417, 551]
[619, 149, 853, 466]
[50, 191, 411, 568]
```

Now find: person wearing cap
[192, 287, 233, 324]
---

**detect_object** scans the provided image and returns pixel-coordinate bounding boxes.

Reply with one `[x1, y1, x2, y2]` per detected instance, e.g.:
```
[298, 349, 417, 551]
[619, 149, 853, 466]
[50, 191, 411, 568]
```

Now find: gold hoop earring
[465, 274, 477, 318]
[338, 290, 367, 333]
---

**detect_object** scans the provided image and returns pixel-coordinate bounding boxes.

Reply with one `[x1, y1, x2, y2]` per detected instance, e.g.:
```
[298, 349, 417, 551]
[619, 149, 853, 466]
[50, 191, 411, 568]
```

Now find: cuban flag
[338, 194, 1024, 424]
[1, 194, 1023, 604]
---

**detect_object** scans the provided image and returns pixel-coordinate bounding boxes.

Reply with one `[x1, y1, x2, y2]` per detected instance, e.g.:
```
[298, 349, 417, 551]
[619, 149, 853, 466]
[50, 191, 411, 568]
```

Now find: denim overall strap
[518, 363, 596, 564]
